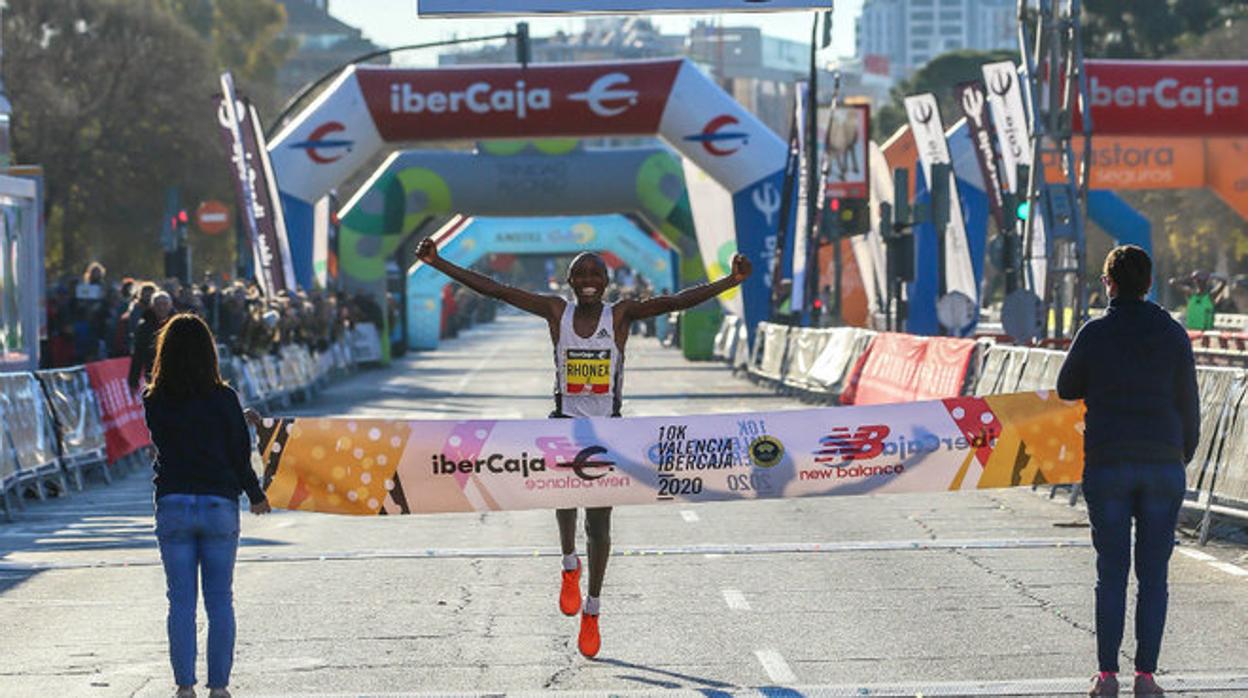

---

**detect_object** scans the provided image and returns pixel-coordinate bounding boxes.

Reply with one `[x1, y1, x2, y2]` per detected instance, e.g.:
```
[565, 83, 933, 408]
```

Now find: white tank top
[553, 301, 623, 418]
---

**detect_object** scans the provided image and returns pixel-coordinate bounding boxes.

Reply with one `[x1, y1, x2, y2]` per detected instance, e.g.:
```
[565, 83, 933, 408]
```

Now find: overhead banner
[1080, 60, 1248, 137]
[253, 391, 1084, 516]
[956, 81, 1007, 231]
[417, 0, 833, 15]
[902, 93, 977, 309]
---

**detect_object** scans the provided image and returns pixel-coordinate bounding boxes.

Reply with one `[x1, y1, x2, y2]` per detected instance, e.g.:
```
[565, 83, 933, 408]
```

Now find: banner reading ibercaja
[253, 391, 1085, 515]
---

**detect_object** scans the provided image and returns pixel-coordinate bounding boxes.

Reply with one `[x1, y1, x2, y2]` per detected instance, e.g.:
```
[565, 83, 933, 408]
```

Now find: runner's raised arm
[617, 253, 751, 323]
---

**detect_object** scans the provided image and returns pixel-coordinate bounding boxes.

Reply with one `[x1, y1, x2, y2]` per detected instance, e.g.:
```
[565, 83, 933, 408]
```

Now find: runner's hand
[250, 500, 272, 515]
[417, 238, 438, 264]
[730, 254, 752, 283]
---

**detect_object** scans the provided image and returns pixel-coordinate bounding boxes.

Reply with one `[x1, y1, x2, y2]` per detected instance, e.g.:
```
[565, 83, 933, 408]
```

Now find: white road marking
[1210, 561, 1248, 577]
[455, 343, 506, 394]
[680, 510, 700, 523]
[721, 588, 750, 610]
[1177, 547, 1217, 562]
[754, 648, 796, 683]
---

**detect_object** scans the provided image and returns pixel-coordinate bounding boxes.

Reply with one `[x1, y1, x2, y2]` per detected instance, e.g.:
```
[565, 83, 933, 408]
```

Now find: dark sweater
[145, 384, 266, 503]
[1056, 296, 1200, 468]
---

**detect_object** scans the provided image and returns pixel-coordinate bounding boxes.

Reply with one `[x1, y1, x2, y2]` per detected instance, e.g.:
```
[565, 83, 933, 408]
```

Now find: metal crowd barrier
[715, 317, 1248, 542]
[0, 338, 359, 521]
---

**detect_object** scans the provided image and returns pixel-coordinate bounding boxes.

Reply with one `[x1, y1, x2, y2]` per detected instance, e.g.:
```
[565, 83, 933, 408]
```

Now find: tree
[210, 0, 293, 117]
[159, 0, 293, 118]
[4, 0, 234, 279]
[1081, 0, 1242, 58]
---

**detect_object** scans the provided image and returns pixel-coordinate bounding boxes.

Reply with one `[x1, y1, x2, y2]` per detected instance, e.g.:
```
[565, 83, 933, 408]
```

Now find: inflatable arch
[407, 214, 678, 350]
[269, 58, 787, 343]
[335, 141, 711, 359]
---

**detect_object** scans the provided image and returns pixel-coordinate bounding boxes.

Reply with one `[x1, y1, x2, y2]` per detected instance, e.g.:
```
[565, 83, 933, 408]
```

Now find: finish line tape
[254, 391, 1085, 516]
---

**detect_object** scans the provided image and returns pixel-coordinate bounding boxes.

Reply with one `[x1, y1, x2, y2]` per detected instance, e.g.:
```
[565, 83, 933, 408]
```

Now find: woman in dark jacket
[1057, 245, 1199, 697]
[144, 313, 270, 698]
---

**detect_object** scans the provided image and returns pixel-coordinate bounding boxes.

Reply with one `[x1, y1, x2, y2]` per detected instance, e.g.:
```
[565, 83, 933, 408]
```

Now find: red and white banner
[84, 358, 151, 463]
[1080, 60, 1248, 137]
[356, 61, 681, 143]
[840, 333, 978, 406]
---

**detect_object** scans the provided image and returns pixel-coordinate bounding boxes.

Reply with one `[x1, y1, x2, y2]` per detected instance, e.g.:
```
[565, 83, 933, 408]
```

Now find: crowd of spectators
[42, 262, 386, 384]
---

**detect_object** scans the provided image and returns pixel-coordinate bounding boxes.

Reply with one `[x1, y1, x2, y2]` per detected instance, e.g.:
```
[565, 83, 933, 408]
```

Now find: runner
[416, 238, 751, 658]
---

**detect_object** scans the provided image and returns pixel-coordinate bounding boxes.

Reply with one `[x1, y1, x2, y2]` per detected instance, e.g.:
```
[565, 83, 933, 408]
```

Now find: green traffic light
[1015, 201, 1030, 220]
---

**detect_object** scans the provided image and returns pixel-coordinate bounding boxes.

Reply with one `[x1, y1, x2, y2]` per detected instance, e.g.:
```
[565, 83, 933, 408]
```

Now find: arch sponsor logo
[389, 80, 553, 119]
[1089, 75, 1239, 117]
[568, 72, 639, 117]
[1041, 138, 1204, 189]
[288, 121, 354, 164]
[685, 114, 749, 156]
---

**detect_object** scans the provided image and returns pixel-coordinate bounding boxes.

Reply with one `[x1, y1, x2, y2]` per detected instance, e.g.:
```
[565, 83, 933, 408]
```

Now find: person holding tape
[1058, 245, 1199, 697]
[416, 238, 750, 658]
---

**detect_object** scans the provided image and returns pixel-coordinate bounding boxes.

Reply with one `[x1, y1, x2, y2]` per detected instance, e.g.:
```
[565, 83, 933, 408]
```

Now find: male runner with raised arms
[416, 238, 751, 657]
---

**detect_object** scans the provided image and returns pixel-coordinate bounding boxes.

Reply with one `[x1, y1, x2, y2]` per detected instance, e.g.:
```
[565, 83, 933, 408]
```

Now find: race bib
[565, 349, 612, 394]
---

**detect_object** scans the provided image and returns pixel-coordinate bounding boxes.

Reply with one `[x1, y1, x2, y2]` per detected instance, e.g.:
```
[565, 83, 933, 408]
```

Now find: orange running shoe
[559, 559, 581, 616]
[578, 612, 601, 658]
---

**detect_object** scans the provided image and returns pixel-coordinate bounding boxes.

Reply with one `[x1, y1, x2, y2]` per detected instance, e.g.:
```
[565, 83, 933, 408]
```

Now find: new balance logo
[814, 425, 891, 463]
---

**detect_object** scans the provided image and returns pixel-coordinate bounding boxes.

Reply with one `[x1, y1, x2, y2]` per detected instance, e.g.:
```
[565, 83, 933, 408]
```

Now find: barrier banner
[840, 333, 977, 406]
[84, 358, 151, 462]
[253, 391, 1084, 515]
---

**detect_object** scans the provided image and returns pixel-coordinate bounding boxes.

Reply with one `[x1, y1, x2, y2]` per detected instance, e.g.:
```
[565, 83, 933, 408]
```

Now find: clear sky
[328, 0, 866, 65]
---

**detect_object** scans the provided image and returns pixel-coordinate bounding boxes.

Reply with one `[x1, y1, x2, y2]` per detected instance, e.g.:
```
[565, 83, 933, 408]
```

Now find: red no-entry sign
[196, 200, 231, 235]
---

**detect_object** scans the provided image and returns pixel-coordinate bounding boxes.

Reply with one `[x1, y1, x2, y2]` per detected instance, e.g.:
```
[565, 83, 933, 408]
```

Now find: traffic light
[820, 197, 869, 240]
[1014, 164, 1031, 221]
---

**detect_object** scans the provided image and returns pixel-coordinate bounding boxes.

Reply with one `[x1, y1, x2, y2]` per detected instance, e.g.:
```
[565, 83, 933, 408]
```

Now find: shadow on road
[596, 656, 736, 690]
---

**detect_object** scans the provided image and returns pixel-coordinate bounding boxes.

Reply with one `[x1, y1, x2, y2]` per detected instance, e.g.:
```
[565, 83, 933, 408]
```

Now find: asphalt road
[1, 312, 1246, 697]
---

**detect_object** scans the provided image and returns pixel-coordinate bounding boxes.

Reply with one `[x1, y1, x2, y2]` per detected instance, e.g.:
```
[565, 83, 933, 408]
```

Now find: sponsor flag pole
[802, 11, 822, 327]
[216, 73, 274, 297]
[770, 90, 802, 320]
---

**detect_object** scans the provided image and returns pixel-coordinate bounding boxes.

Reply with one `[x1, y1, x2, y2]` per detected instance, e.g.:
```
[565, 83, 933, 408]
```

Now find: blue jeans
[155, 494, 241, 689]
[1082, 462, 1185, 673]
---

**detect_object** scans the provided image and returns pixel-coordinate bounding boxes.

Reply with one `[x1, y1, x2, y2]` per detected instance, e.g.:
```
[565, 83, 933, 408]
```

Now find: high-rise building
[856, 0, 1016, 81]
